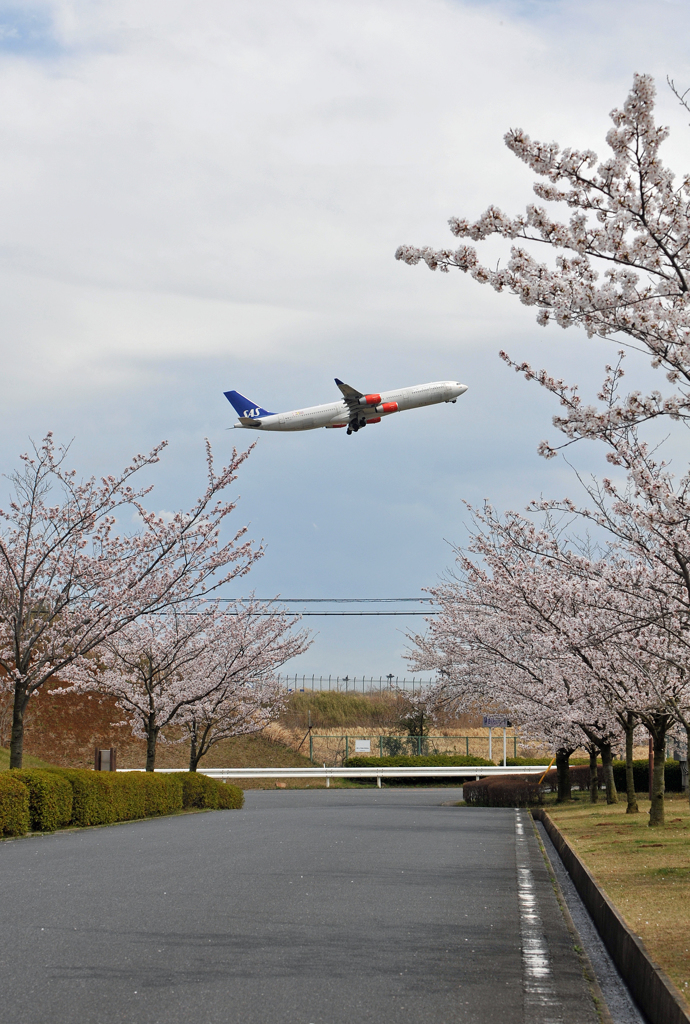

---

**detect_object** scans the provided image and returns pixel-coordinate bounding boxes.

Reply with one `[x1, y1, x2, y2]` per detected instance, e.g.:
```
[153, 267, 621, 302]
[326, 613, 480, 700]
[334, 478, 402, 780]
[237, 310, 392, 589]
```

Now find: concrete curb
[532, 808, 690, 1024]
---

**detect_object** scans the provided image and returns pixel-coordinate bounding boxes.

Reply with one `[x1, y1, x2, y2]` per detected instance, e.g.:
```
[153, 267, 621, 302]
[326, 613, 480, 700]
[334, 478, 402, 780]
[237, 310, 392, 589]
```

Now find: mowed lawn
[548, 793, 690, 1002]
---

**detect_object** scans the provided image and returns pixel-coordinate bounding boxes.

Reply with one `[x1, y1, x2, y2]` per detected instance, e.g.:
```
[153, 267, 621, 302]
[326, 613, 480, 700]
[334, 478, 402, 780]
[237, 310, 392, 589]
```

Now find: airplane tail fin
[224, 390, 274, 418]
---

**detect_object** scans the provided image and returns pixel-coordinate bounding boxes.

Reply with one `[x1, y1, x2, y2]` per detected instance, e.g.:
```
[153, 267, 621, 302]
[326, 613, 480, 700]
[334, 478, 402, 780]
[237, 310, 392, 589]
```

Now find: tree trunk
[599, 741, 618, 805]
[188, 730, 199, 772]
[624, 713, 639, 814]
[649, 722, 668, 828]
[686, 725, 690, 809]
[555, 748, 572, 803]
[588, 745, 599, 804]
[145, 719, 158, 772]
[9, 686, 27, 769]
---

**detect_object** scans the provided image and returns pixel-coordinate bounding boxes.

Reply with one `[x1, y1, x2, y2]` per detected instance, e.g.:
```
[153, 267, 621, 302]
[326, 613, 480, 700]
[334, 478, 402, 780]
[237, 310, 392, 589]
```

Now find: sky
[1, 0, 689, 678]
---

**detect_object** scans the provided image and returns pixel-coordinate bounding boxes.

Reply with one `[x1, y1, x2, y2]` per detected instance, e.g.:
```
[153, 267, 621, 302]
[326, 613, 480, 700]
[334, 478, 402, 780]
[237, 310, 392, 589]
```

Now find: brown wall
[0, 686, 190, 769]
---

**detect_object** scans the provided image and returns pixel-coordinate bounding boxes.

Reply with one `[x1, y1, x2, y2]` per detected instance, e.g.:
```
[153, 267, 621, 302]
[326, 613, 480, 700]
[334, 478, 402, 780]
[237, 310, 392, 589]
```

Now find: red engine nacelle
[377, 402, 398, 414]
[360, 393, 381, 406]
[366, 416, 381, 424]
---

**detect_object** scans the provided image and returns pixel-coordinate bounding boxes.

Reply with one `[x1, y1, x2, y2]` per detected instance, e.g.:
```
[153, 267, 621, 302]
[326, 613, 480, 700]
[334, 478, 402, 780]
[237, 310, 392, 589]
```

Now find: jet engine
[359, 393, 381, 406]
[375, 402, 398, 414]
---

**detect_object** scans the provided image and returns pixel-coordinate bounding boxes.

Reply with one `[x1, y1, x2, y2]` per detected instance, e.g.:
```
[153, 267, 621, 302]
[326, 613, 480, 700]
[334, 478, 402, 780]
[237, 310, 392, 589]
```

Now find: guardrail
[117, 765, 549, 788]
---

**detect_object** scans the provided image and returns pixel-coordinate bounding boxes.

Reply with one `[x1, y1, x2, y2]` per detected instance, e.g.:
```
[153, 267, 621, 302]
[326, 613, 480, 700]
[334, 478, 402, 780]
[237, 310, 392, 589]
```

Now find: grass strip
[548, 793, 690, 1005]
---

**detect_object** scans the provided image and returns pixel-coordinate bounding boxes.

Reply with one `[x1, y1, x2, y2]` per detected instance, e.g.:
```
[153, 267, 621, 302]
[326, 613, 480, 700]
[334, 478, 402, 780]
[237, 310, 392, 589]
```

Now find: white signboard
[354, 739, 371, 753]
[482, 715, 509, 729]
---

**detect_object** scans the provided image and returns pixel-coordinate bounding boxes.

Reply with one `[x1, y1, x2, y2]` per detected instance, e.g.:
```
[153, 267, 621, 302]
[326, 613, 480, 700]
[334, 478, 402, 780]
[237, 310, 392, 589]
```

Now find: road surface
[0, 788, 600, 1023]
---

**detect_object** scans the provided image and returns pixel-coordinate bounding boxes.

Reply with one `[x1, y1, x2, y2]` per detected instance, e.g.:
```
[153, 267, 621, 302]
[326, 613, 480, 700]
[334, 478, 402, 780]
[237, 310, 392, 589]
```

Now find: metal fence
[305, 733, 519, 765]
[276, 674, 435, 692]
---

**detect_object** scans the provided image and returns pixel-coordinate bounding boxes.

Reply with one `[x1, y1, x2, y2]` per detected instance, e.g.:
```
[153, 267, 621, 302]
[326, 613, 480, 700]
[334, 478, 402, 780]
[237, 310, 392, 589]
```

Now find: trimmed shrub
[140, 773, 184, 817]
[463, 774, 544, 807]
[505, 757, 549, 767]
[568, 766, 603, 791]
[11, 770, 72, 832]
[182, 773, 219, 809]
[216, 781, 244, 809]
[461, 761, 683, 804]
[106, 772, 148, 822]
[344, 754, 493, 768]
[344, 753, 493, 787]
[182, 773, 244, 810]
[611, 759, 683, 793]
[664, 760, 683, 791]
[44, 768, 183, 825]
[44, 768, 106, 826]
[73, 771, 147, 825]
[0, 773, 30, 836]
[1, 768, 242, 833]
[505, 759, 683, 793]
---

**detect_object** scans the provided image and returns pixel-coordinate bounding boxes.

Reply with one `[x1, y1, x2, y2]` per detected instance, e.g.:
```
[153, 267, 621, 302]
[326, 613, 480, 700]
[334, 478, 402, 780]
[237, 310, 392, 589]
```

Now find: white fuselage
[233, 381, 468, 431]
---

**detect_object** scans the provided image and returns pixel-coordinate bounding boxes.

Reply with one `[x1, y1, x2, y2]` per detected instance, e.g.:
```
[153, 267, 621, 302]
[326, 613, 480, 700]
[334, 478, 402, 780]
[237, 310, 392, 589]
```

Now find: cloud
[0, 0, 687, 673]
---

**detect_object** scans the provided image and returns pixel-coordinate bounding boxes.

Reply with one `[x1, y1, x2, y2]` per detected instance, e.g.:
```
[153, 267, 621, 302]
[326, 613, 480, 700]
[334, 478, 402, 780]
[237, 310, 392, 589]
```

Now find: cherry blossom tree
[407, 532, 589, 801]
[82, 603, 219, 770]
[0, 434, 261, 767]
[393, 685, 448, 742]
[395, 74, 690, 648]
[79, 600, 310, 771]
[183, 677, 284, 773]
[408, 505, 690, 821]
[396, 74, 690, 436]
[179, 600, 311, 771]
[397, 73, 690, 824]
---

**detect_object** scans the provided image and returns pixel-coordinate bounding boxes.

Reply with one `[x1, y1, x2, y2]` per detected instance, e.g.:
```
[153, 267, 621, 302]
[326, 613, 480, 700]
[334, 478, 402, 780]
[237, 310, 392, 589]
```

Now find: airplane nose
[456, 384, 468, 395]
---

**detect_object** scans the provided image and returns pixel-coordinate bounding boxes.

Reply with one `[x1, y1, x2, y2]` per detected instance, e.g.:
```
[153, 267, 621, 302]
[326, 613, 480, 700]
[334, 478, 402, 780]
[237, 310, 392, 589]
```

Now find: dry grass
[266, 722, 522, 765]
[183, 734, 346, 789]
[548, 793, 690, 1002]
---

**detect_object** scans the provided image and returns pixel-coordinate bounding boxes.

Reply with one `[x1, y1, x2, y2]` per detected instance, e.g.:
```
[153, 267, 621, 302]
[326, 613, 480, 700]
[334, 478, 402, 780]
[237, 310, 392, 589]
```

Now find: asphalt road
[0, 789, 599, 1024]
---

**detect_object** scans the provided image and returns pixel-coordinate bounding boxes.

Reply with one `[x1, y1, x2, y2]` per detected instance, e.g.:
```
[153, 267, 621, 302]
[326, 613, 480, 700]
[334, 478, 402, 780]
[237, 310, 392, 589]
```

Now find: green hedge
[37, 768, 184, 826]
[611, 759, 683, 793]
[141, 773, 184, 817]
[11, 770, 73, 832]
[344, 754, 493, 768]
[506, 758, 684, 792]
[505, 757, 549, 767]
[543, 760, 684, 793]
[183, 773, 244, 810]
[1, 769, 244, 836]
[0, 773, 30, 836]
[343, 753, 493, 786]
[216, 781, 244, 809]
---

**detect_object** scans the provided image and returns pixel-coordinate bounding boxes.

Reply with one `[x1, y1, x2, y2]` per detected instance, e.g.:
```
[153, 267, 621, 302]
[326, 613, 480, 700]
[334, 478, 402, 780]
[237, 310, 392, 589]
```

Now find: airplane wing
[334, 378, 365, 412]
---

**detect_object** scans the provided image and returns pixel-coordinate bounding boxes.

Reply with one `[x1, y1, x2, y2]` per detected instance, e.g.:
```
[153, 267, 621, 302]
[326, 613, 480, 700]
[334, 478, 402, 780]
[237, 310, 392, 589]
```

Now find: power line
[227, 610, 436, 617]
[210, 597, 436, 604]
[189, 597, 439, 616]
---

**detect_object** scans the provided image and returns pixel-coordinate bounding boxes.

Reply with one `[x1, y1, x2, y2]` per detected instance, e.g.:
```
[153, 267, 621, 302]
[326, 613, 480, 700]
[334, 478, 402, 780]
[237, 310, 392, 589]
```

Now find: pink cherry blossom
[0, 434, 262, 768]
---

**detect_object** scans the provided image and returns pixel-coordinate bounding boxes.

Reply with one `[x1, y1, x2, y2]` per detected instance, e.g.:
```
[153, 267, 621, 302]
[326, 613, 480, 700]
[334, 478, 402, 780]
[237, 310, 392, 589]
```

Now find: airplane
[224, 378, 468, 435]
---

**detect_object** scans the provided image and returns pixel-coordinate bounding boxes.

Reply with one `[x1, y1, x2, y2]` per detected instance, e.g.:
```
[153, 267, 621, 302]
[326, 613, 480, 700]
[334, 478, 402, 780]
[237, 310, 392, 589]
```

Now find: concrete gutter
[532, 808, 690, 1024]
